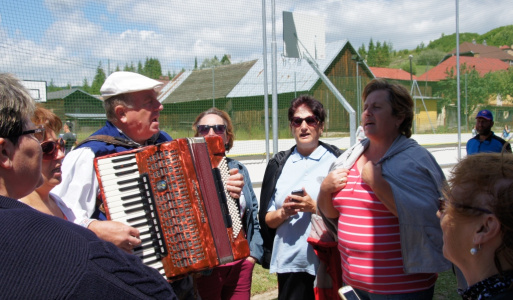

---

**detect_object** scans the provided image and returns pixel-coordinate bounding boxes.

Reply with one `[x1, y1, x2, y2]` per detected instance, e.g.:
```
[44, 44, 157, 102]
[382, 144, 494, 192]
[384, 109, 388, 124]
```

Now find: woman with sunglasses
[20, 106, 75, 221]
[191, 107, 263, 300]
[437, 153, 513, 299]
[318, 79, 450, 300]
[259, 95, 342, 300]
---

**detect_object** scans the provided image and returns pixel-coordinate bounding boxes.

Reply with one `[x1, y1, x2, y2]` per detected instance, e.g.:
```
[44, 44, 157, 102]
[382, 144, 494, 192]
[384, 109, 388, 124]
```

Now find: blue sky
[0, 0, 511, 86]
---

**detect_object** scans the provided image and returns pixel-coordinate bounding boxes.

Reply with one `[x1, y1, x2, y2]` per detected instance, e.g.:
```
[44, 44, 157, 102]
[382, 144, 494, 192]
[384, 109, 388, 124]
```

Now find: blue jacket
[77, 121, 172, 155]
[466, 132, 511, 155]
[227, 158, 264, 263]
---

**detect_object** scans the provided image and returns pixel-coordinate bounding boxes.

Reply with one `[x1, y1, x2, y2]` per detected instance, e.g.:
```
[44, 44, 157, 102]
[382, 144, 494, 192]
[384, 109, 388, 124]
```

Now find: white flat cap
[100, 71, 163, 101]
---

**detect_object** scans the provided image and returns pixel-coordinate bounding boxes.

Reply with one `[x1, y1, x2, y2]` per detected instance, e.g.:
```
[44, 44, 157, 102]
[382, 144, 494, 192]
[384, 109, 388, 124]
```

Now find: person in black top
[62, 120, 77, 154]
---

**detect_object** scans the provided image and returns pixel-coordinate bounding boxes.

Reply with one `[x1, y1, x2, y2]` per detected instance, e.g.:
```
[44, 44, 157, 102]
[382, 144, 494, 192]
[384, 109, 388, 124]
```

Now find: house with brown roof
[442, 41, 513, 64]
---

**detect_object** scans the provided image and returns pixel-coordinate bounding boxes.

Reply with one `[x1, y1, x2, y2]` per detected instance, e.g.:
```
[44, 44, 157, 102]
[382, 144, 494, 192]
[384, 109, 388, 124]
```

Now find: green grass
[250, 266, 461, 299]
[251, 264, 278, 296]
[434, 270, 461, 300]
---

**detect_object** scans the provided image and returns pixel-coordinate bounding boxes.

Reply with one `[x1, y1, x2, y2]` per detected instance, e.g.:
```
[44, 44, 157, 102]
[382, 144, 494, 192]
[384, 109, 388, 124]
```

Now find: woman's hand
[361, 161, 398, 216]
[361, 160, 381, 189]
[282, 189, 316, 214]
[317, 168, 348, 219]
[226, 168, 244, 199]
[320, 168, 349, 195]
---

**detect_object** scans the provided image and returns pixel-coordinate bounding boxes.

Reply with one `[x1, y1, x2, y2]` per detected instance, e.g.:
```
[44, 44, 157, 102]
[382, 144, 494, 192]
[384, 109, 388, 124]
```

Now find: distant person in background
[502, 124, 510, 140]
[355, 124, 366, 141]
[20, 106, 75, 221]
[192, 107, 263, 300]
[467, 109, 511, 155]
[472, 125, 477, 137]
[62, 121, 76, 154]
[437, 153, 513, 299]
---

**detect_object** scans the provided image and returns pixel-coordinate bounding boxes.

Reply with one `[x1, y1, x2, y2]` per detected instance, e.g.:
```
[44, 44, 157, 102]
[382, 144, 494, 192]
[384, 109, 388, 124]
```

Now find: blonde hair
[32, 105, 62, 140]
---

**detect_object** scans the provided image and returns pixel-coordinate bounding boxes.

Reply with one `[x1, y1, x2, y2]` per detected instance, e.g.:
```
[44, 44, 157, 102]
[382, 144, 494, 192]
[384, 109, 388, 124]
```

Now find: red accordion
[94, 136, 250, 280]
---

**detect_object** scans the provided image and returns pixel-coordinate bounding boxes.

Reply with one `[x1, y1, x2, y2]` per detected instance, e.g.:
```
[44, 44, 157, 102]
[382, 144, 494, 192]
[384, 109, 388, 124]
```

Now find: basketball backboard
[21, 80, 47, 102]
[283, 11, 325, 60]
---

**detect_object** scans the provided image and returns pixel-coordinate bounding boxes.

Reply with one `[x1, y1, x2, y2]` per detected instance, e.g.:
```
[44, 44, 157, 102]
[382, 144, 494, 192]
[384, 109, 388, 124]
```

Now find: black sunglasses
[197, 124, 226, 135]
[290, 116, 319, 128]
[438, 197, 493, 214]
[17, 125, 45, 143]
[41, 138, 65, 160]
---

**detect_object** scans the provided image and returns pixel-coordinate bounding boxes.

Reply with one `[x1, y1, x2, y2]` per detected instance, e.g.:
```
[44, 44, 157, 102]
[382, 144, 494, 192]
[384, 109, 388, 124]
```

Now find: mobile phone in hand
[291, 189, 304, 197]
[338, 286, 360, 300]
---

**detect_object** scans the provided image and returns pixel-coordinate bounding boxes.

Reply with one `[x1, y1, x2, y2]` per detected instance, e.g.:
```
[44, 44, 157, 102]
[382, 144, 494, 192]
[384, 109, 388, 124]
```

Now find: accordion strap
[75, 135, 142, 149]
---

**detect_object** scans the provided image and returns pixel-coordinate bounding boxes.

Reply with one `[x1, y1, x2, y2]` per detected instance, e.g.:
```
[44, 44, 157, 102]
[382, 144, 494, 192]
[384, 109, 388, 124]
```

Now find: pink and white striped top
[332, 164, 437, 294]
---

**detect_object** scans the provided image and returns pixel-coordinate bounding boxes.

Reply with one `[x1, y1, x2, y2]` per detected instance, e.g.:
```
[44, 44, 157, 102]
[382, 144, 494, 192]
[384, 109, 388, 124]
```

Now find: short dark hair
[288, 95, 326, 125]
[362, 79, 414, 138]
[103, 93, 135, 123]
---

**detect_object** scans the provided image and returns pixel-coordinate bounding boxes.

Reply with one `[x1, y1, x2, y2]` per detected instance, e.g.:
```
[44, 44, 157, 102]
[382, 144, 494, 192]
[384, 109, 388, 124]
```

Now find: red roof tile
[417, 56, 510, 82]
[369, 67, 417, 81]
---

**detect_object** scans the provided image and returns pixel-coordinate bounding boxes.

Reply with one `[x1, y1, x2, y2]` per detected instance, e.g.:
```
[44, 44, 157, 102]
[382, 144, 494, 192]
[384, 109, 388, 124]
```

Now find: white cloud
[1, 0, 511, 86]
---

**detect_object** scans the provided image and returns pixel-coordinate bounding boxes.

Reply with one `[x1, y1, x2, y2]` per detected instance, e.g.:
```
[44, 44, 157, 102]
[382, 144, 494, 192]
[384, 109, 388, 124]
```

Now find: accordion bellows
[94, 136, 250, 280]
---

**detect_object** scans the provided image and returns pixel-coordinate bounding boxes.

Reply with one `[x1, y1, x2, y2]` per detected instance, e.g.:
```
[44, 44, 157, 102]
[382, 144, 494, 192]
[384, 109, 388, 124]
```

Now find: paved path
[233, 133, 471, 196]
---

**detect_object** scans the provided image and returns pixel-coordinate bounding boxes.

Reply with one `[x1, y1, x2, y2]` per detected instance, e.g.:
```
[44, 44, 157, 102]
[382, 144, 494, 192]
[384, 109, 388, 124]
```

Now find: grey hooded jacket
[323, 134, 452, 274]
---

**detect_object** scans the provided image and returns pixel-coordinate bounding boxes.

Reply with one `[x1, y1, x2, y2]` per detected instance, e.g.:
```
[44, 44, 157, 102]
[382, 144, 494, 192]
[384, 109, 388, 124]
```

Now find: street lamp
[351, 55, 363, 127]
[409, 55, 416, 134]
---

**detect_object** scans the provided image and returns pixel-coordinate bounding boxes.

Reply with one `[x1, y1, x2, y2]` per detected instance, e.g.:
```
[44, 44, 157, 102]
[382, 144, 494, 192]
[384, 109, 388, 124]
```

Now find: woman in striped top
[318, 79, 451, 300]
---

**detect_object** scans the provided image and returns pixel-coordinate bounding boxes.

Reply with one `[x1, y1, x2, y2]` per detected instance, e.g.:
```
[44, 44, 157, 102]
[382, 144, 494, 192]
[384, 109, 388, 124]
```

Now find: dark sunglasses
[41, 138, 65, 160]
[17, 125, 45, 143]
[290, 116, 319, 128]
[438, 197, 493, 214]
[197, 124, 226, 135]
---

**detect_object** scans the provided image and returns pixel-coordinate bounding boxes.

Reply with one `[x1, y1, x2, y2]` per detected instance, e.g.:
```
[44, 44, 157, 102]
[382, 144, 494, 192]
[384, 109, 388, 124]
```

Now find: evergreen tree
[367, 39, 376, 66]
[375, 41, 383, 66]
[137, 61, 143, 74]
[220, 54, 231, 65]
[143, 57, 162, 79]
[200, 56, 221, 69]
[90, 62, 107, 95]
[194, 57, 198, 70]
[47, 79, 62, 92]
[82, 78, 90, 93]
[358, 43, 367, 60]
[115, 64, 121, 72]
